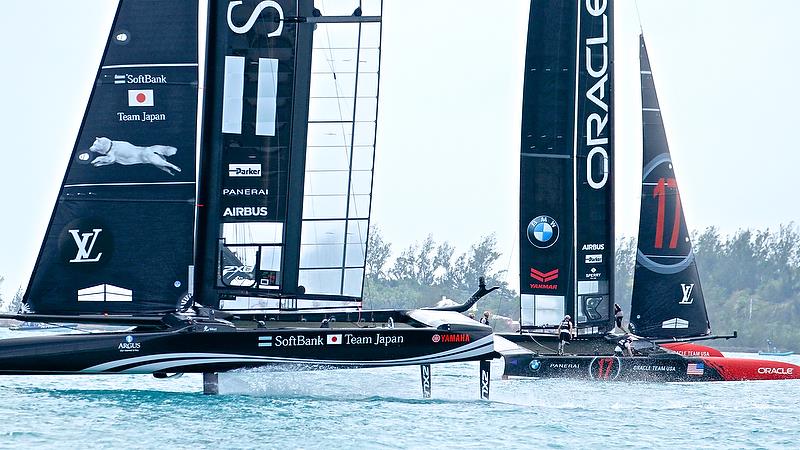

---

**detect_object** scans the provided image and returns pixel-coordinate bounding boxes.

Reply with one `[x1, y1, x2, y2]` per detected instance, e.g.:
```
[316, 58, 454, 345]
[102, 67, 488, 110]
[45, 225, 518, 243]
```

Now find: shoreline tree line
[364, 224, 800, 351]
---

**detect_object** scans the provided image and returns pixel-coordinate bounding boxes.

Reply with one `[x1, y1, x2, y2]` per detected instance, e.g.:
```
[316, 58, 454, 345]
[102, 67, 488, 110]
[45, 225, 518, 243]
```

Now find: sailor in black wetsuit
[556, 314, 573, 355]
[614, 303, 624, 330]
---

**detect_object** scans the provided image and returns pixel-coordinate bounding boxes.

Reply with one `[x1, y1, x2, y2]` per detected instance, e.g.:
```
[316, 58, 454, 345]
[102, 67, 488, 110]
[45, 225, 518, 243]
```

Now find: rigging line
[634, 0, 644, 34]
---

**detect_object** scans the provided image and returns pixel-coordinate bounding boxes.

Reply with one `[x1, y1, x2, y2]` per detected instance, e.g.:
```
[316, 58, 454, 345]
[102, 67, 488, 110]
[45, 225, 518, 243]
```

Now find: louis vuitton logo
[68, 229, 103, 263]
[679, 283, 694, 305]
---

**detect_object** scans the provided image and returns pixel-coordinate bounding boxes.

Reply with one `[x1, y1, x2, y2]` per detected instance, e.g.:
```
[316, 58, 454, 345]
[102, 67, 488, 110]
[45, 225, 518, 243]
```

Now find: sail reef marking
[227, 1, 284, 36]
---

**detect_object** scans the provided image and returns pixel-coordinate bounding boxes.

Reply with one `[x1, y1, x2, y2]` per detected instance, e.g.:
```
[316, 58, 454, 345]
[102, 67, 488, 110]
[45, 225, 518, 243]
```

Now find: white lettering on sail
[586, 75, 609, 112]
[586, 113, 608, 146]
[679, 283, 695, 305]
[583, 0, 610, 190]
[227, 1, 284, 36]
[68, 229, 103, 263]
[587, 147, 608, 189]
[223, 207, 269, 217]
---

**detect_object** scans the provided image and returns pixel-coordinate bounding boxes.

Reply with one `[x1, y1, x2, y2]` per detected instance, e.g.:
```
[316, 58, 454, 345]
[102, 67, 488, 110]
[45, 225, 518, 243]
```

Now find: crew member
[479, 310, 491, 326]
[617, 335, 634, 357]
[614, 303, 624, 330]
[556, 314, 573, 355]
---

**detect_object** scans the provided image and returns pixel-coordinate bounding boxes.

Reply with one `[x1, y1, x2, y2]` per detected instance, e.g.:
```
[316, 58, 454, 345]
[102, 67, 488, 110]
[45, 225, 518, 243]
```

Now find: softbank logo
[69, 229, 103, 263]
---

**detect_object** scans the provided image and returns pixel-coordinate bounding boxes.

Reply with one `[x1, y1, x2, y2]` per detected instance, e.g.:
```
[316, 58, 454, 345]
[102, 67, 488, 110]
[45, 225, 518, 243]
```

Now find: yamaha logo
[527, 215, 560, 249]
[431, 334, 441, 343]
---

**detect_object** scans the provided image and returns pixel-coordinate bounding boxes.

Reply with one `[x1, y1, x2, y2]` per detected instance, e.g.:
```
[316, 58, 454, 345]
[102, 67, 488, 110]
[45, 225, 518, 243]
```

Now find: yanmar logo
[530, 268, 558, 290]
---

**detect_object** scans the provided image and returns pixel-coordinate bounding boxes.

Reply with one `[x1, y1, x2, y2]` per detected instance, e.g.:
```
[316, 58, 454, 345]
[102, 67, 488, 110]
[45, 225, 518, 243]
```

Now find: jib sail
[196, 0, 381, 312]
[629, 35, 710, 339]
[519, 0, 615, 334]
[24, 0, 198, 314]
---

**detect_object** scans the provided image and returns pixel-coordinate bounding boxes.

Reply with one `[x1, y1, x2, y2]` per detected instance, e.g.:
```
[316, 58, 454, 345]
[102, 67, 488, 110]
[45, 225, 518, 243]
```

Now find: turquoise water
[0, 328, 798, 449]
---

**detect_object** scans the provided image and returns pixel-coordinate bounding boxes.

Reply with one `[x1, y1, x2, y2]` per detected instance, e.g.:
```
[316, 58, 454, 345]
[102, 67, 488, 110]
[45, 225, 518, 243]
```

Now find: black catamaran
[501, 0, 800, 381]
[0, 0, 498, 396]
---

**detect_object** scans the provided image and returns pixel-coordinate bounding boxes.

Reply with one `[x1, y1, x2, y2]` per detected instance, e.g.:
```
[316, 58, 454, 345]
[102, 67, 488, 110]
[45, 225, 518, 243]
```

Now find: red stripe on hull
[701, 357, 800, 381]
[661, 342, 724, 358]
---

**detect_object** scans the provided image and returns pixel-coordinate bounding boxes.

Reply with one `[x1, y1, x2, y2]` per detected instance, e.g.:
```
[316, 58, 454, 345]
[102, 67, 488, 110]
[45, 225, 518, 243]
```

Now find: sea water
[0, 328, 798, 449]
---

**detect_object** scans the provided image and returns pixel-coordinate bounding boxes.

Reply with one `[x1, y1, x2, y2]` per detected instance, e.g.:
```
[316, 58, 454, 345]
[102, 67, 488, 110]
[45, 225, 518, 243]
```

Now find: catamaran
[0, 0, 498, 396]
[499, 0, 800, 381]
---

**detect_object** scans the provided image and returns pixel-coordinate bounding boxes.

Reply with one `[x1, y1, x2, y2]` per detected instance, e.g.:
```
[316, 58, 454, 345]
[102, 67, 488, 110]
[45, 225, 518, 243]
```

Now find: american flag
[687, 362, 705, 375]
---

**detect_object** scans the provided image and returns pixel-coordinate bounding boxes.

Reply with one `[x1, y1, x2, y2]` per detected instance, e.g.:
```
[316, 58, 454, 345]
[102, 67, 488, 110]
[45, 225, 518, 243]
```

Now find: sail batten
[629, 35, 711, 339]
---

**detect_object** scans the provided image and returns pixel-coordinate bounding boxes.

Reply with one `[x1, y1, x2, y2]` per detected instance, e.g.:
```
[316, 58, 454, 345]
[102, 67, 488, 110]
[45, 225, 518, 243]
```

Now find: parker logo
[585, 254, 603, 264]
[678, 283, 694, 305]
[228, 164, 262, 177]
[68, 229, 103, 263]
[227, 0, 284, 36]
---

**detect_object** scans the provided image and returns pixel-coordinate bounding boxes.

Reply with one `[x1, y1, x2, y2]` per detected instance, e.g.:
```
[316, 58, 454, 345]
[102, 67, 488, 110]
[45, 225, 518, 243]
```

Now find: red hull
[702, 357, 800, 381]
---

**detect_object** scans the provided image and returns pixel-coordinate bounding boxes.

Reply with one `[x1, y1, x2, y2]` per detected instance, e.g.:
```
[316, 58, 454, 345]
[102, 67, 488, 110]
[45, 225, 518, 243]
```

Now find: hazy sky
[0, 0, 798, 302]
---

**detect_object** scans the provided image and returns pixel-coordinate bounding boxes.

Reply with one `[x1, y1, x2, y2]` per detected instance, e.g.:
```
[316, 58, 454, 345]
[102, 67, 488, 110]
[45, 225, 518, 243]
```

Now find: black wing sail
[24, 0, 198, 315]
[574, 0, 614, 334]
[519, 0, 615, 334]
[629, 36, 711, 339]
[197, 0, 381, 312]
[519, 1, 578, 330]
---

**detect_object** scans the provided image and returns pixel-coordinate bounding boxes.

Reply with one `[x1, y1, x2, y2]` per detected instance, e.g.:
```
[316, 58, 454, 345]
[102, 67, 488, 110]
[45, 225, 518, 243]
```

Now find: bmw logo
[529, 359, 541, 371]
[527, 215, 560, 249]
[125, 335, 134, 343]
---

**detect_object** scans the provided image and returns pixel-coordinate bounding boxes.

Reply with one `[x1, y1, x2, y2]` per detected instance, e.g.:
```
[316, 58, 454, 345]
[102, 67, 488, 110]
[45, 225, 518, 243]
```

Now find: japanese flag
[128, 89, 154, 107]
[327, 334, 342, 345]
